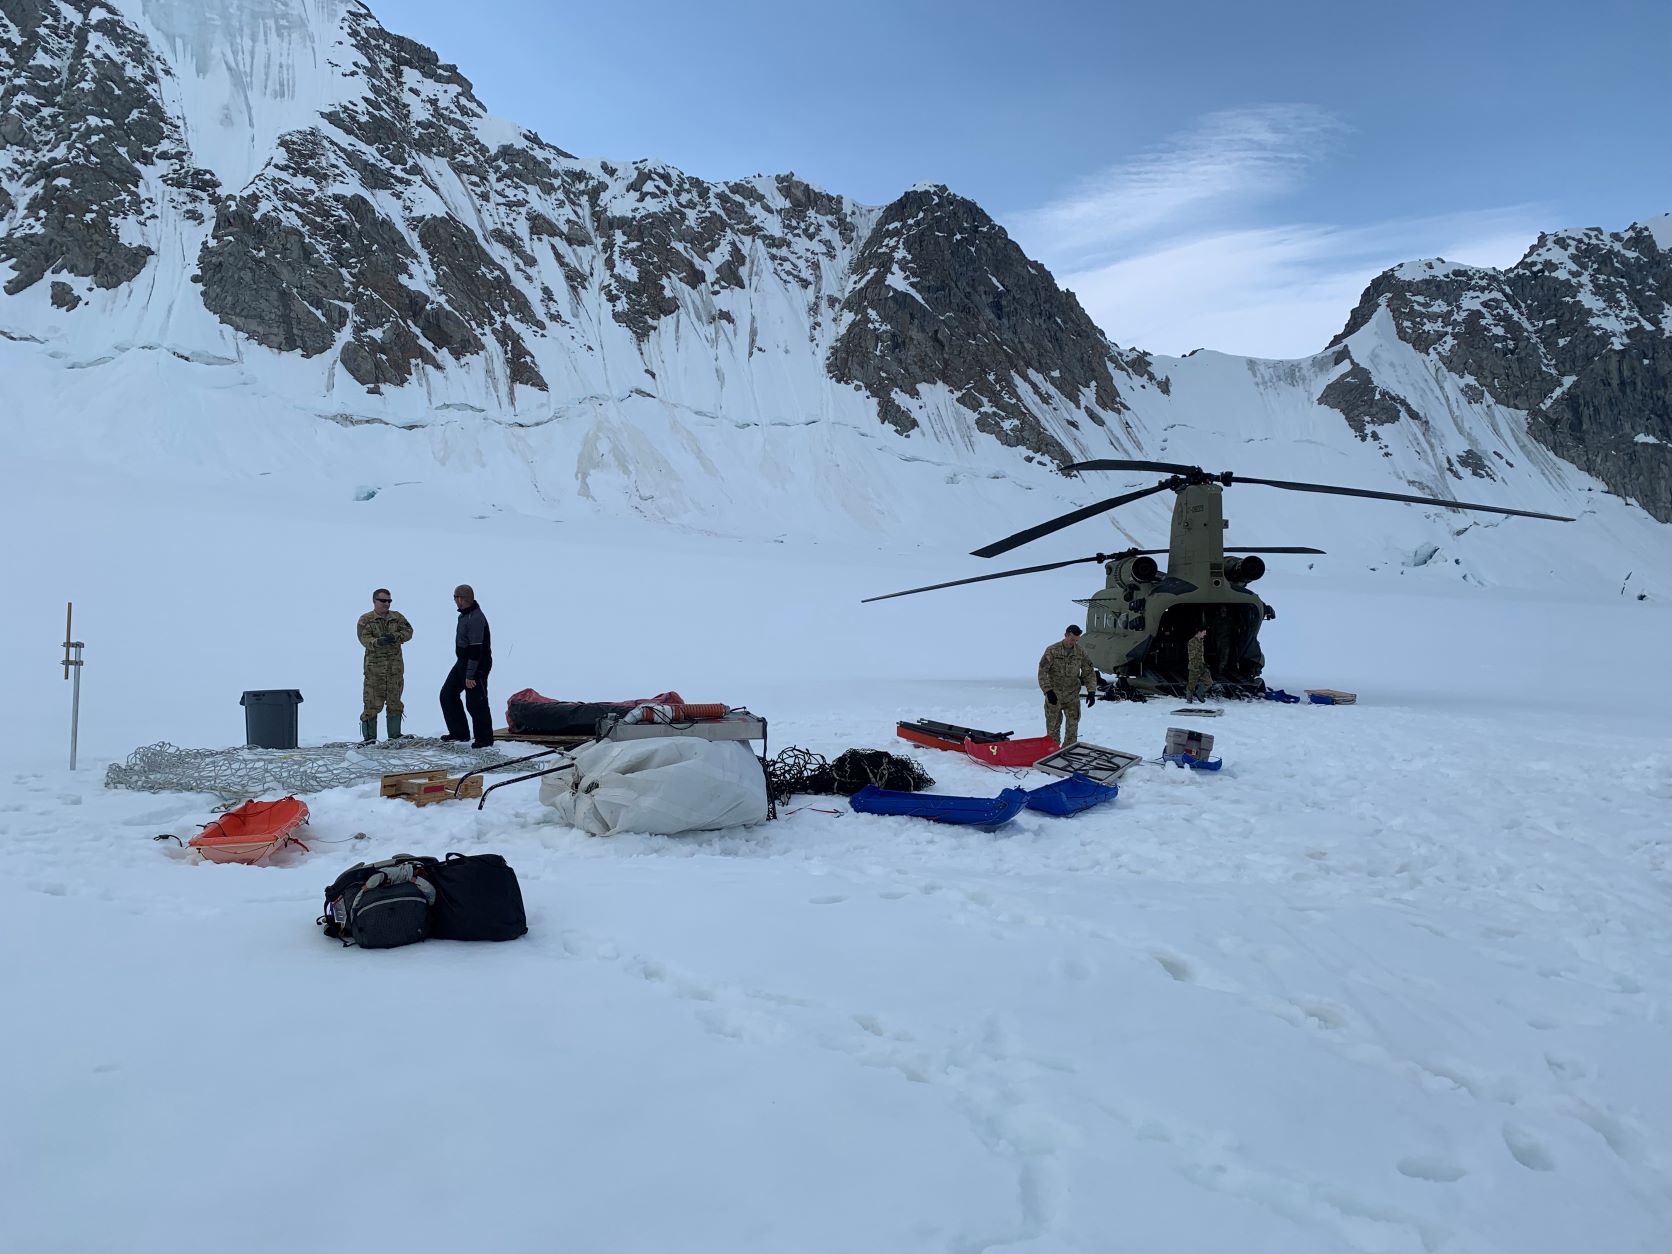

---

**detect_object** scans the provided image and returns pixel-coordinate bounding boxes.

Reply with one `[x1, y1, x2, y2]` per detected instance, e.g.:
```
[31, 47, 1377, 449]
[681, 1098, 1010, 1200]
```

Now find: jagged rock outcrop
[828, 186, 1153, 461]
[1316, 353, 1420, 450]
[0, 0, 216, 297]
[194, 6, 546, 391]
[1327, 220, 1672, 520]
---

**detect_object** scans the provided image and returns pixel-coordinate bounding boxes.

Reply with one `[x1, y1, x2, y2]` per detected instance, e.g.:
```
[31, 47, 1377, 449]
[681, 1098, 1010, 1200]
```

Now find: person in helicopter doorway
[1039, 623, 1098, 745]
[1185, 627, 1214, 703]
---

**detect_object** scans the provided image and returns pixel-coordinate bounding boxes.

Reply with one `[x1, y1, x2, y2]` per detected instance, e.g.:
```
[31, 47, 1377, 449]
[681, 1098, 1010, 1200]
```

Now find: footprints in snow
[1152, 951, 1195, 983]
[1396, 1155, 1468, 1183]
[1053, 955, 1096, 982]
[1502, 1123, 1557, 1171]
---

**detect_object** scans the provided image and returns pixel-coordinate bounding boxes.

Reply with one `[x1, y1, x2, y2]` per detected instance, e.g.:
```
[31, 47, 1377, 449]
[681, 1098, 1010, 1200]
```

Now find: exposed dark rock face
[193, 7, 549, 391]
[1329, 222, 1672, 520]
[582, 167, 856, 343]
[828, 186, 1150, 460]
[1317, 354, 1418, 451]
[0, 0, 216, 296]
[1454, 448, 1496, 480]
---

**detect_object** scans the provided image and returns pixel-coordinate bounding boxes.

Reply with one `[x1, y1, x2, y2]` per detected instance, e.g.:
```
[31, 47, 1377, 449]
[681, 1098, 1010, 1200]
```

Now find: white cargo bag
[538, 737, 767, 836]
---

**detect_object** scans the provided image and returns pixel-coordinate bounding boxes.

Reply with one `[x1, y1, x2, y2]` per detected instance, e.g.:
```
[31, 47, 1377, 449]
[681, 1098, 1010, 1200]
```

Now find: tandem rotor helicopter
[865, 459, 1574, 699]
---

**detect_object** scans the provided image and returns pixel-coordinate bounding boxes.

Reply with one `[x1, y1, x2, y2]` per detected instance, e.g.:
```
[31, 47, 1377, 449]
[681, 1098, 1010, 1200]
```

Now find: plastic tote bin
[241, 689, 303, 749]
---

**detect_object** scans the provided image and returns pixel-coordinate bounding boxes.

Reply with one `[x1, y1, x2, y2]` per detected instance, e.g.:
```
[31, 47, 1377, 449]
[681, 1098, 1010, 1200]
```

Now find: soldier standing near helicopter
[1185, 627, 1213, 703]
[1038, 624, 1098, 744]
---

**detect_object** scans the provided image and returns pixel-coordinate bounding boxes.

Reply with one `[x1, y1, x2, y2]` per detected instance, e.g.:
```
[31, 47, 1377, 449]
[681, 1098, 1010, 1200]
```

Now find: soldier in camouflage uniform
[356, 589, 414, 741]
[1185, 627, 1213, 703]
[1038, 624, 1098, 744]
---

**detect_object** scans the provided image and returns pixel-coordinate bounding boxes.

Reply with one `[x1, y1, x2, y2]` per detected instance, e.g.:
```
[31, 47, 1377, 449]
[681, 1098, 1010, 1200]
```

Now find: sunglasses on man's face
[375, 598, 391, 603]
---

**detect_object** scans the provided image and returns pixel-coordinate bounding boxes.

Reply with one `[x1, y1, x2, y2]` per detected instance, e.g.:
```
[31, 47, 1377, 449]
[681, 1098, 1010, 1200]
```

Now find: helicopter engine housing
[1111, 554, 1159, 591]
[1223, 555, 1266, 584]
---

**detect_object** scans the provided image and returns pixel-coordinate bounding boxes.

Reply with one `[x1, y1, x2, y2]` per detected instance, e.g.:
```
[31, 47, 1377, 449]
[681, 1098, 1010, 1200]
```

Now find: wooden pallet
[492, 726, 593, 747]
[379, 769, 484, 806]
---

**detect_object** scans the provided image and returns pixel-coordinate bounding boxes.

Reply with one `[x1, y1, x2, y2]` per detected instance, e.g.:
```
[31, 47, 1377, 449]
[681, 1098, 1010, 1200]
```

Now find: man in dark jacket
[440, 584, 494, 746]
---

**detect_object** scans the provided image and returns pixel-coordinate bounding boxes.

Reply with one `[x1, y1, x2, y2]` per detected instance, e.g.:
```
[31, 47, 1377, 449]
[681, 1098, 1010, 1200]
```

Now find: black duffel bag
[507, 697, 636, 737]
[429, 852, 528, 941]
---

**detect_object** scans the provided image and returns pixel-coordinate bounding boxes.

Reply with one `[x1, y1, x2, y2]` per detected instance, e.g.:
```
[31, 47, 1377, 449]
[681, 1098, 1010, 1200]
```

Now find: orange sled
[189, 796, 310, 865]
[962, 735, 1060, 769]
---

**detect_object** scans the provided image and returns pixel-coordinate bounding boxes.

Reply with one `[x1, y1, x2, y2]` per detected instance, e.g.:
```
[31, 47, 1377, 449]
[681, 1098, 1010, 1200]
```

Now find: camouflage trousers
[1185, 665, 1213, 700]
[1044, 695, 1081, 746]
[362, 661, 405, 721]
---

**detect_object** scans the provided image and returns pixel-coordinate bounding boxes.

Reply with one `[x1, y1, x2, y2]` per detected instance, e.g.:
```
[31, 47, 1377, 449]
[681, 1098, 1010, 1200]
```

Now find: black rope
[762, 746, 934, 800]
[762, 746, 827, 805]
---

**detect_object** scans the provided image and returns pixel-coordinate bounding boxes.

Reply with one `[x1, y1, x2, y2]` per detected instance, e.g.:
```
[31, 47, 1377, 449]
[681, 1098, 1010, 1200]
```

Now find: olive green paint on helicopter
[864, 460, 1572, 698]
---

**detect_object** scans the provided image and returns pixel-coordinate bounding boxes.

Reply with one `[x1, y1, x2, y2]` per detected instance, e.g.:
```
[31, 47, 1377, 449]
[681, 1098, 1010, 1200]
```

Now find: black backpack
[428, 852, 528, 942]
[320, 855, 438, 949]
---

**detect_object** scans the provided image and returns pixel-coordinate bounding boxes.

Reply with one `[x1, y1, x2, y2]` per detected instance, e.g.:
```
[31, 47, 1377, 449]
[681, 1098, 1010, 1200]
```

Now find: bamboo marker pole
[62, 601, 84, 770]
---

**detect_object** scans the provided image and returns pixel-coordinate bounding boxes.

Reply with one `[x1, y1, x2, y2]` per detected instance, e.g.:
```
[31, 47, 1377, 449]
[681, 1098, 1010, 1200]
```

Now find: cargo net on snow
[105, 738, 513, 799]
[762, 747, 934, 806]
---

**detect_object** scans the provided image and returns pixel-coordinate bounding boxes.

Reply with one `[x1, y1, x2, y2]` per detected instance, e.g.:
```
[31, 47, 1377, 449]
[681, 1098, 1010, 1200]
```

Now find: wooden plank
[380, 770, 484, 805]
[408, 776, 483, 806]
[493, 726, 593, 747]
[379, 768, 446, 798]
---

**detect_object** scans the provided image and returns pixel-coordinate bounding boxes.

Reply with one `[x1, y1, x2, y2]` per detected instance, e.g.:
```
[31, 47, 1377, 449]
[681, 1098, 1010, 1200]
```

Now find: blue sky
[376, 0, 1671, 359]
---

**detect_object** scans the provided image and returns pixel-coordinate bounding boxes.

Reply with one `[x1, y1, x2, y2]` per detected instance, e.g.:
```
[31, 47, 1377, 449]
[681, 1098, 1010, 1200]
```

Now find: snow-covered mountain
[2, 0, 1667, 588]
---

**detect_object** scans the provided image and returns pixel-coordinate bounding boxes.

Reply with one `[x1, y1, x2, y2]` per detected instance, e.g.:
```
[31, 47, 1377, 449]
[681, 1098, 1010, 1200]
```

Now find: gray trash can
[241, 689, 304, 749]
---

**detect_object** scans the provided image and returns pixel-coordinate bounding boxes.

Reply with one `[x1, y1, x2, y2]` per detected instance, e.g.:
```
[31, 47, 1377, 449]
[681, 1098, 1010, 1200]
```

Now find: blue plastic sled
[1024, 773, 1120, 815]
[850, 784, 1030, 827]
[1163, 753, 1223, 771]
[1264, 688, 1301, 703]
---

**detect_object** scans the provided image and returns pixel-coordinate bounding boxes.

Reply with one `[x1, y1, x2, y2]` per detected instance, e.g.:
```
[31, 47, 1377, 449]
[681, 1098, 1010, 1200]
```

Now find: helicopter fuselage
[863, 455, 1570, 695]
[1077, 483, 1272, 696]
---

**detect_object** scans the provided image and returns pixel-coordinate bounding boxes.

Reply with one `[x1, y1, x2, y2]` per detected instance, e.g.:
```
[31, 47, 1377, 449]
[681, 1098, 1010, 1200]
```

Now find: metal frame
[1031, 742, 1144, 786]
[62, 601, 84, 770]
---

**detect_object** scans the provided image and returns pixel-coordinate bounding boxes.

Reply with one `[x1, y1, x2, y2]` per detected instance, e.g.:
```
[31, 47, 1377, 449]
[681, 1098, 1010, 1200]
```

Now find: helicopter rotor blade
[1233, 476, 1575, 522]
[971, 483, 1174, 558]
[862, 553, 1125, 604]
[1223, 546, 1327, 554]
[1063, 459, 1203, 475]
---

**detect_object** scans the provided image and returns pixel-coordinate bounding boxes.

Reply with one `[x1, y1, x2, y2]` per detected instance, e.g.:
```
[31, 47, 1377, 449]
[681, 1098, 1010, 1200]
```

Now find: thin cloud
[1004, 109, 1546, 359]
[1013, 104, 1346, 267]
[1057, 208, 1546, 359]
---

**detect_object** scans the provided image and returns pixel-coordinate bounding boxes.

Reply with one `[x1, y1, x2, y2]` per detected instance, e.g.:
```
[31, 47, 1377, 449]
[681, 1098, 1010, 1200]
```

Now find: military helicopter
[865, 459, 1574, 698]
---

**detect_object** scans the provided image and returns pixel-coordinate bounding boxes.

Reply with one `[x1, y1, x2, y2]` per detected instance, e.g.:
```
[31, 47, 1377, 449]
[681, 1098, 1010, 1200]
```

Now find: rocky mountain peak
[828, 183, 1155, 463]
[1323, 215, 1672, 520]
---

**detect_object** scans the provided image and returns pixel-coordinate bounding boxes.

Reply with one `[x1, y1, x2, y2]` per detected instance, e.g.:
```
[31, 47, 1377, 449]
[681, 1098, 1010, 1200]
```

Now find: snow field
[3, 459, 1669, 1253]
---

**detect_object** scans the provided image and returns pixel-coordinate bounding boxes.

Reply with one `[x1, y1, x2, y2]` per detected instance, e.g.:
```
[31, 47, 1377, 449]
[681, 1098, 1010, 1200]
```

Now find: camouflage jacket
[1187, 636, 1208, 672]
[1038, 640, 1097, 696]
[356, 610, 413, 653]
